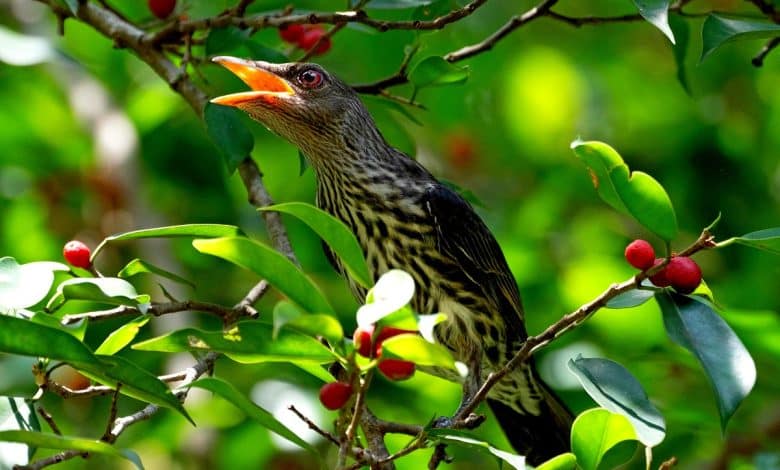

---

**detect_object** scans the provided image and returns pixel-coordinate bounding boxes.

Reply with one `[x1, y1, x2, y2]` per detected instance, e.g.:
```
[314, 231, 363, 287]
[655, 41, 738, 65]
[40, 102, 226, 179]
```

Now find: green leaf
[95, 315, 151, 355]
[0, 258, 69, 311]
[357, 270, 415, 327]
[656, 291, 756, 430]
[0, 397, 40, 465]
[632, 0, 675, 43]
[0, 316, 190, 422]
[0, 430, 143, 469]
[536, 453, 577, 470]
[669, 14, 691, 94]
[93, 224, 243, 260]
[193, 236, 334, 315]
[243, 41, 289, 62]
[205, 102, 255, 174]
[409, 56, 469, 89]
[261, 202, 371, 289]
[568, 355, 666, 447]
[381, 334, 456, 370]
[571, 140, 678, 241]
[427, 429, 524, 469]
[205, 27, 250, 56]
[717, 227, 780, 255]
[297, 150, 310, 176]
[701, 14, 780, 61]
[365, 0, 434, 9]
[30, 311, 88, 341]
[417, 313, 447, 343]
[570, 408, 638, 470]
[606, 288, 655, 309]
[46, 278, 150, 312]
[272, 300, 343, 347]
[118, 258, 195, 288]
[360, 94, 422, 126]
[190, 378, 320, 459]
[133, 321, 335, 364]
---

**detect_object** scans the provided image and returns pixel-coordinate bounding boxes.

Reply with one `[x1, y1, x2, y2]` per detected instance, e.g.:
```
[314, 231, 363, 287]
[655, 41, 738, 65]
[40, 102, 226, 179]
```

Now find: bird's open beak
[210, 56, 295, 106]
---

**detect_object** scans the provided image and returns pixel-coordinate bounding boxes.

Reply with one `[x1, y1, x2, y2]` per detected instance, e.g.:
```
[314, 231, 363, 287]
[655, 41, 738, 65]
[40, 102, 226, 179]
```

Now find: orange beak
[210, 56, 295, 106]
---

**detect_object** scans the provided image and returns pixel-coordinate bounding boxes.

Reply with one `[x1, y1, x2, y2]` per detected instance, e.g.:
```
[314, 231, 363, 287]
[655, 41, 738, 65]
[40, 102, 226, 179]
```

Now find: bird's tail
[488, 379, 573, 466]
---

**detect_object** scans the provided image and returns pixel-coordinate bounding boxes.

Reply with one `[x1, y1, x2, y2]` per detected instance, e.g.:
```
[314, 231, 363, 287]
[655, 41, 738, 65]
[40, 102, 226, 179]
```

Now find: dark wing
[423, 183, 527, 339]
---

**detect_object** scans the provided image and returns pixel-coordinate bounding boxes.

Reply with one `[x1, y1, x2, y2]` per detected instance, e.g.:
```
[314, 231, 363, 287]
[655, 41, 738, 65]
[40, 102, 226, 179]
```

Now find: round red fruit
[624, 239, 655, 270]
[378, 359, 415, 381]
[666, 257, 702, 294]
[649, 258, 671, 287]
[279, 24, 305, 43]
[63, 240, 92, 269]
[148, 0, 176, 19]
[353, 325, 374, 358]
[319, 381, 353, 410]
[374, 327, 416, 358]
[298, 29, 331, 56]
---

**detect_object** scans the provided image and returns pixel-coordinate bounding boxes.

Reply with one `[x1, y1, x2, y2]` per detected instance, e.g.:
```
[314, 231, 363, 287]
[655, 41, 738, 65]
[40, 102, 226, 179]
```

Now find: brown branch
[15, 450, 87, 470]
[288, 404, 340, 445]
[752, 37, 780, 66]
[36, 407, 62, 435]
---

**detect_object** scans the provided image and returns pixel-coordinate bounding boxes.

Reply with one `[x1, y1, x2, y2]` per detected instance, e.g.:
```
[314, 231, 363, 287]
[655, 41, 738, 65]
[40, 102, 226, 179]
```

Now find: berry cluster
[624, 239, 702, 294]
[278, 24, 332, 56]
[318, 326, 416, 410]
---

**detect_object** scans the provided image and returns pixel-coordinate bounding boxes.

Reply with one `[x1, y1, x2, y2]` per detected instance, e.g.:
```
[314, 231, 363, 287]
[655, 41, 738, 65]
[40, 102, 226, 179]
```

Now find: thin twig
[36, 407, 62, 435]
[752, 37, 780, 66]
[288, 404, 340, 445]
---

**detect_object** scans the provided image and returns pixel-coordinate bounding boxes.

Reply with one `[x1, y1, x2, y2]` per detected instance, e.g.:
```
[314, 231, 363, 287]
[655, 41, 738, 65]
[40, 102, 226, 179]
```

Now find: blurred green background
[1, 0, 779, 468]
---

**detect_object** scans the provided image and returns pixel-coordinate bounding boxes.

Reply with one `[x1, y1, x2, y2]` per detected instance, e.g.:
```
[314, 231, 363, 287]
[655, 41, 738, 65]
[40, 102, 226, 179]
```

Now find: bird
[211, 56, 573, 465]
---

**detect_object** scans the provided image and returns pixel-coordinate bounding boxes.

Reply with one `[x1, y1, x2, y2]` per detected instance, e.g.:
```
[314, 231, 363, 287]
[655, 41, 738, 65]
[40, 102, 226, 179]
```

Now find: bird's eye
[297, 69, 324, 89]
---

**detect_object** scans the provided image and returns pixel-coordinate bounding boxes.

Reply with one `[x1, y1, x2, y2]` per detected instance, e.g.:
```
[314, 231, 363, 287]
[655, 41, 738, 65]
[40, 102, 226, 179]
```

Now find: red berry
[374, 327, 416, 358]
[298, 29, 332, 56]
[318, 381, 353, 410]
[649, 258, 671, 287]
[148, 0, 176, 19]
[279, 24, 305, 43]
[378, 359, 416, 381]
[624, 239, 656, 270]
[63, 240, 92, 269]
[353, 325, 374, 358]
[666, 257, 702, 294]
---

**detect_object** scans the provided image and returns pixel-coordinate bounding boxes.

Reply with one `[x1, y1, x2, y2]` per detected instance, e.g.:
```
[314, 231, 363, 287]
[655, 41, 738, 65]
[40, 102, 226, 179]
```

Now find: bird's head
[211, 56, 381, 162]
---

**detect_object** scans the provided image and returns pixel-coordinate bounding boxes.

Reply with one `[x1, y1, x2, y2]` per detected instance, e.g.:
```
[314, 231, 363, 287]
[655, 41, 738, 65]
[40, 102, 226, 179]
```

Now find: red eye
[298, 69, 324, 89]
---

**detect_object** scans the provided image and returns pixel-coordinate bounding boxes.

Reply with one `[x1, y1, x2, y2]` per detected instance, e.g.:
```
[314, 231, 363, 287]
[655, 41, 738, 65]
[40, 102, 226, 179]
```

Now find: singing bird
[211, 56, 572, 465]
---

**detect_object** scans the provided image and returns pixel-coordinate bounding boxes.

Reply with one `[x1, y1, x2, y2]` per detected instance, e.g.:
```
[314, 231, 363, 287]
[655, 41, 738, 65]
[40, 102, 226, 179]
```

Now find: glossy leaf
[0, 316, 190, 422]
[133, 321, 335, 364]
[357, 270, 415, 328]
[409, 56, 469, 89]
[190, 378, 320, 459]
[30, 311, 87, 341]
[0, 397, 39, 465]
[701, 14, 780, 61]
[571, 408, 637, 470]
[0, 258, 68, 311]
[427, 429, 524, 469]
[95, 315, 151, 355]
[118, 259, 195, 288]
[381, 334, 456, 370]
[261, 202, 371, 288]
[243, 41, 288, 62]
[193, 236, 334, 315]
[656, 291, 756, 429]
[717, 227, 780, 255]
[417, 313, 447, 343]
[0, 431, 143, 469]
[272, 300, 343, 347]
[536, 453, 577, 470]
[632, 0, 675, 43]
[205, 102, 255, 174]
[46, 278, 150, 312]
[365, 0, 434, 9]
[568, 355, 666, 447]
[93, 224, 243, 260]
[669, 14, 690, 94]
[205, 27, 249, 56]
[571, 140, 678, 241]
[606, 288, 655, 309]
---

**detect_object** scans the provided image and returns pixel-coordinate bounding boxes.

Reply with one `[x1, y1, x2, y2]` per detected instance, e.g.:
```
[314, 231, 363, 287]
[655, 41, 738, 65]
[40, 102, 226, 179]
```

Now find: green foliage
[408, 56, 469, 89]
[571, 140, 678, 241]
[204, 103, 255, 173]
[656, 292, 756, 430]
[426, 429, 525, 469]
[0, 258, 68, 312]
[570, 409, 638, 470]
[717, 227, 780, 255]
[701, 15, 780, 61]
[46, 277, 151, 312]
[0, 431, 143, 469]
[118, 259, 195, 288]
[632, 0, 675, 43]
